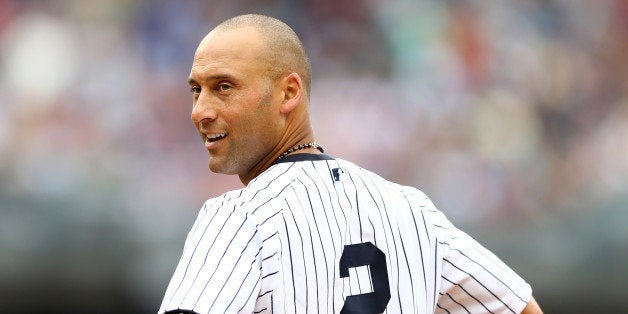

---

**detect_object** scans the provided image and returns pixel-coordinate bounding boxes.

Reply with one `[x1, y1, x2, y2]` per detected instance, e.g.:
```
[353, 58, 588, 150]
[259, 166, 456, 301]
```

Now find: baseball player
[158, 14, 543, 314]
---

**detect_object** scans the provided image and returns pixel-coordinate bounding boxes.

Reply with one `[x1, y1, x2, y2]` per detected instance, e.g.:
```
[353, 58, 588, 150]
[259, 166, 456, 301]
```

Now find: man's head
[211, 15, 312, 96]
[188, 14, 315, 184]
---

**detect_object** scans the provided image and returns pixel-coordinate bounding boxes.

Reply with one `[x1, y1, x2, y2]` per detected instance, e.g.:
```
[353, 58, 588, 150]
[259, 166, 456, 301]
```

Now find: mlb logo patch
[332, 167, 349, 182]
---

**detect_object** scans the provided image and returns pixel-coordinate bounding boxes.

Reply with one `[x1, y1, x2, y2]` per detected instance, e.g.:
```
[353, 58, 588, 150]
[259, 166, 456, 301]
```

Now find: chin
[208, 157, 239, 175]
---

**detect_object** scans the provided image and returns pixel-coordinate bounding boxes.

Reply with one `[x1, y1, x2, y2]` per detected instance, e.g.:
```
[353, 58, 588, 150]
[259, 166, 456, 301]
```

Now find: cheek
[239, 111, 280, 145]
[236, 116, 282, 161]
[244, 91, 282, 134]
[229, 88, 282, 147]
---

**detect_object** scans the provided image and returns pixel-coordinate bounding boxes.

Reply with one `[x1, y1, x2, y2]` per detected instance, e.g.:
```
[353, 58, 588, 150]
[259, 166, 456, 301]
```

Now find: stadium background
[1, 0, 627, 312]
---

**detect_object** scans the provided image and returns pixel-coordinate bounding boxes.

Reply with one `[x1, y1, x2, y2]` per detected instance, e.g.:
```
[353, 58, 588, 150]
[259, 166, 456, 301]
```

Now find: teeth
[206, 133, 227, 142]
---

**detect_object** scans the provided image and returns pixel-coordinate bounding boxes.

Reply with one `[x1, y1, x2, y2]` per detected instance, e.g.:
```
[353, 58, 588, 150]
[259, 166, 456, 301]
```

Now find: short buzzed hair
[213, 14, 312, 97]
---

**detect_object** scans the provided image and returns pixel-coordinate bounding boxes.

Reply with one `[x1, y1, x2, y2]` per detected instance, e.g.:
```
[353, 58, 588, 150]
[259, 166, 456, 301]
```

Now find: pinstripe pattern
[159, 154, 532, 313]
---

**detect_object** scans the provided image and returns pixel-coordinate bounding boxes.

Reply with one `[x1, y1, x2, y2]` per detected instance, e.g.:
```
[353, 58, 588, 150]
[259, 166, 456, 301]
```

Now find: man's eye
[218, 83, 232, 91]
[190, 86, 201, 94]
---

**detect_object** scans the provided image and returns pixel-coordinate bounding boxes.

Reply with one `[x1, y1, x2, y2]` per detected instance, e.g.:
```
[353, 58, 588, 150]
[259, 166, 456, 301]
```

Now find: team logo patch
[332, 167, 349, 182]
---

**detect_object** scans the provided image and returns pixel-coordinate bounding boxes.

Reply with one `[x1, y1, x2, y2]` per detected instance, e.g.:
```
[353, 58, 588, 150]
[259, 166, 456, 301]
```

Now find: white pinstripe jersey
[158, 154, 532, 314]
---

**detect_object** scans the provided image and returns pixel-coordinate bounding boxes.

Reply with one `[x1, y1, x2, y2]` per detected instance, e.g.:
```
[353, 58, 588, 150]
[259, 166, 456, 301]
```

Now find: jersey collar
[275, 153, 334, 164]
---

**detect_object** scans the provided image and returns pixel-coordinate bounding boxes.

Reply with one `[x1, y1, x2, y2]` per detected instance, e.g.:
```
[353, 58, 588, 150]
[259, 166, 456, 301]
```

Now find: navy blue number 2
[339, 242, 391, 314]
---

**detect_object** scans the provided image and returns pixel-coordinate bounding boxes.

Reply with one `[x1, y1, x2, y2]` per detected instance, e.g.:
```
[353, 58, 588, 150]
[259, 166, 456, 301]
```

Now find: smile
[206, 133, 227, 143]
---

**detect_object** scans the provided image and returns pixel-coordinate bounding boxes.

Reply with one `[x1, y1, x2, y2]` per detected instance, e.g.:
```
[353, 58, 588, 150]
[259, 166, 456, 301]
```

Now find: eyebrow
[187, 74, 236, 85]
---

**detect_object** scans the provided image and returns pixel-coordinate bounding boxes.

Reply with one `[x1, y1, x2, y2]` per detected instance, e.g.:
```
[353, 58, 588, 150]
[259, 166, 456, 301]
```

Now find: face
[188, 27, 285, 176]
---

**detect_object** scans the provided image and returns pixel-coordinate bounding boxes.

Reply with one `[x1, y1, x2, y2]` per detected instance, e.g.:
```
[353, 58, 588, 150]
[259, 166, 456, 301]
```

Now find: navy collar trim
[275, 153, 334, 164]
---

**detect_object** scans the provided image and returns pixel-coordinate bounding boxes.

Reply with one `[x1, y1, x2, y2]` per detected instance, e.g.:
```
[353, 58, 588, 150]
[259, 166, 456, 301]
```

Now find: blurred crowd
[1, 0, 627, 312]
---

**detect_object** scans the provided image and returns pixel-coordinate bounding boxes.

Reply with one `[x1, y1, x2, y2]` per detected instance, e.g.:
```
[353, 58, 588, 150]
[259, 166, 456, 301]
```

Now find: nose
[191, 92, 218, 125]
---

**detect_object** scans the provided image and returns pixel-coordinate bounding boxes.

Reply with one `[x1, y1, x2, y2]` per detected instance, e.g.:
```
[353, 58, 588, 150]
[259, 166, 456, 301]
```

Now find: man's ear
[280, 72, 303, 114]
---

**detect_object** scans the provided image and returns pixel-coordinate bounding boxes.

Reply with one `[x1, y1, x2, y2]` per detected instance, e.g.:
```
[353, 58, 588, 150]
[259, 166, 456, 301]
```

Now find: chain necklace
[273, 142, 324, 164]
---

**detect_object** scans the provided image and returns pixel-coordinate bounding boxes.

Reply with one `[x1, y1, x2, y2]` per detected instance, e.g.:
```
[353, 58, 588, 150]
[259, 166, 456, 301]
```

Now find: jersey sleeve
[434, 218, 532, 314]
[159, 200, 263, 314]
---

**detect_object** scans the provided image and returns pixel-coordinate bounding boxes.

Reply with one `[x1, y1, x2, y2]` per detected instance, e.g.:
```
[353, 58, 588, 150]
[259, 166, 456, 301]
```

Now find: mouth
[206, 133, 227, 143]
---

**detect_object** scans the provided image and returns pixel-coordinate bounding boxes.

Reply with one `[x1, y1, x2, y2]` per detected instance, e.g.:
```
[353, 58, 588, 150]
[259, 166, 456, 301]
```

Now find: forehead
[190, 27, 267, 81]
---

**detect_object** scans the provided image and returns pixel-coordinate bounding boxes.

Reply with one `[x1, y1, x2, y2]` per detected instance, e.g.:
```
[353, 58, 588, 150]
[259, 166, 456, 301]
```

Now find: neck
[239, 119, 320, 186]
[273, 142, 324, 164]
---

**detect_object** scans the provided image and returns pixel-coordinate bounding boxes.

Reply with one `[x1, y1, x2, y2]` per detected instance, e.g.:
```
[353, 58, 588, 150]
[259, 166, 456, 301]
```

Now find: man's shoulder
[335, 159, 424, 191]
[205, 188, 245, 203]
[335, 158, 438, 209]
[198, 188, 246, 215]
[199, 172, 296, 223]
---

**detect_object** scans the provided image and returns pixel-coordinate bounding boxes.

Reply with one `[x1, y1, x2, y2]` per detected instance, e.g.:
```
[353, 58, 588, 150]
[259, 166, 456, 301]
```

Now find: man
[158, 14, 543, 314]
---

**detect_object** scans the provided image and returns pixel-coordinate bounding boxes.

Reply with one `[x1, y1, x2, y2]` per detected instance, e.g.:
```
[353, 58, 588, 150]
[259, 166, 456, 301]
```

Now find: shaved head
[190, 14, 318, 184]
[207, 14, 311, 97]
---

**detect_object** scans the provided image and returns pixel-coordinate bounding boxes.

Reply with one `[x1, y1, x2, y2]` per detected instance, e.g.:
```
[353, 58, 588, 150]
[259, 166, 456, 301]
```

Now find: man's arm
[521, 296, 543, 314]
[158, 206, 263, 314]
